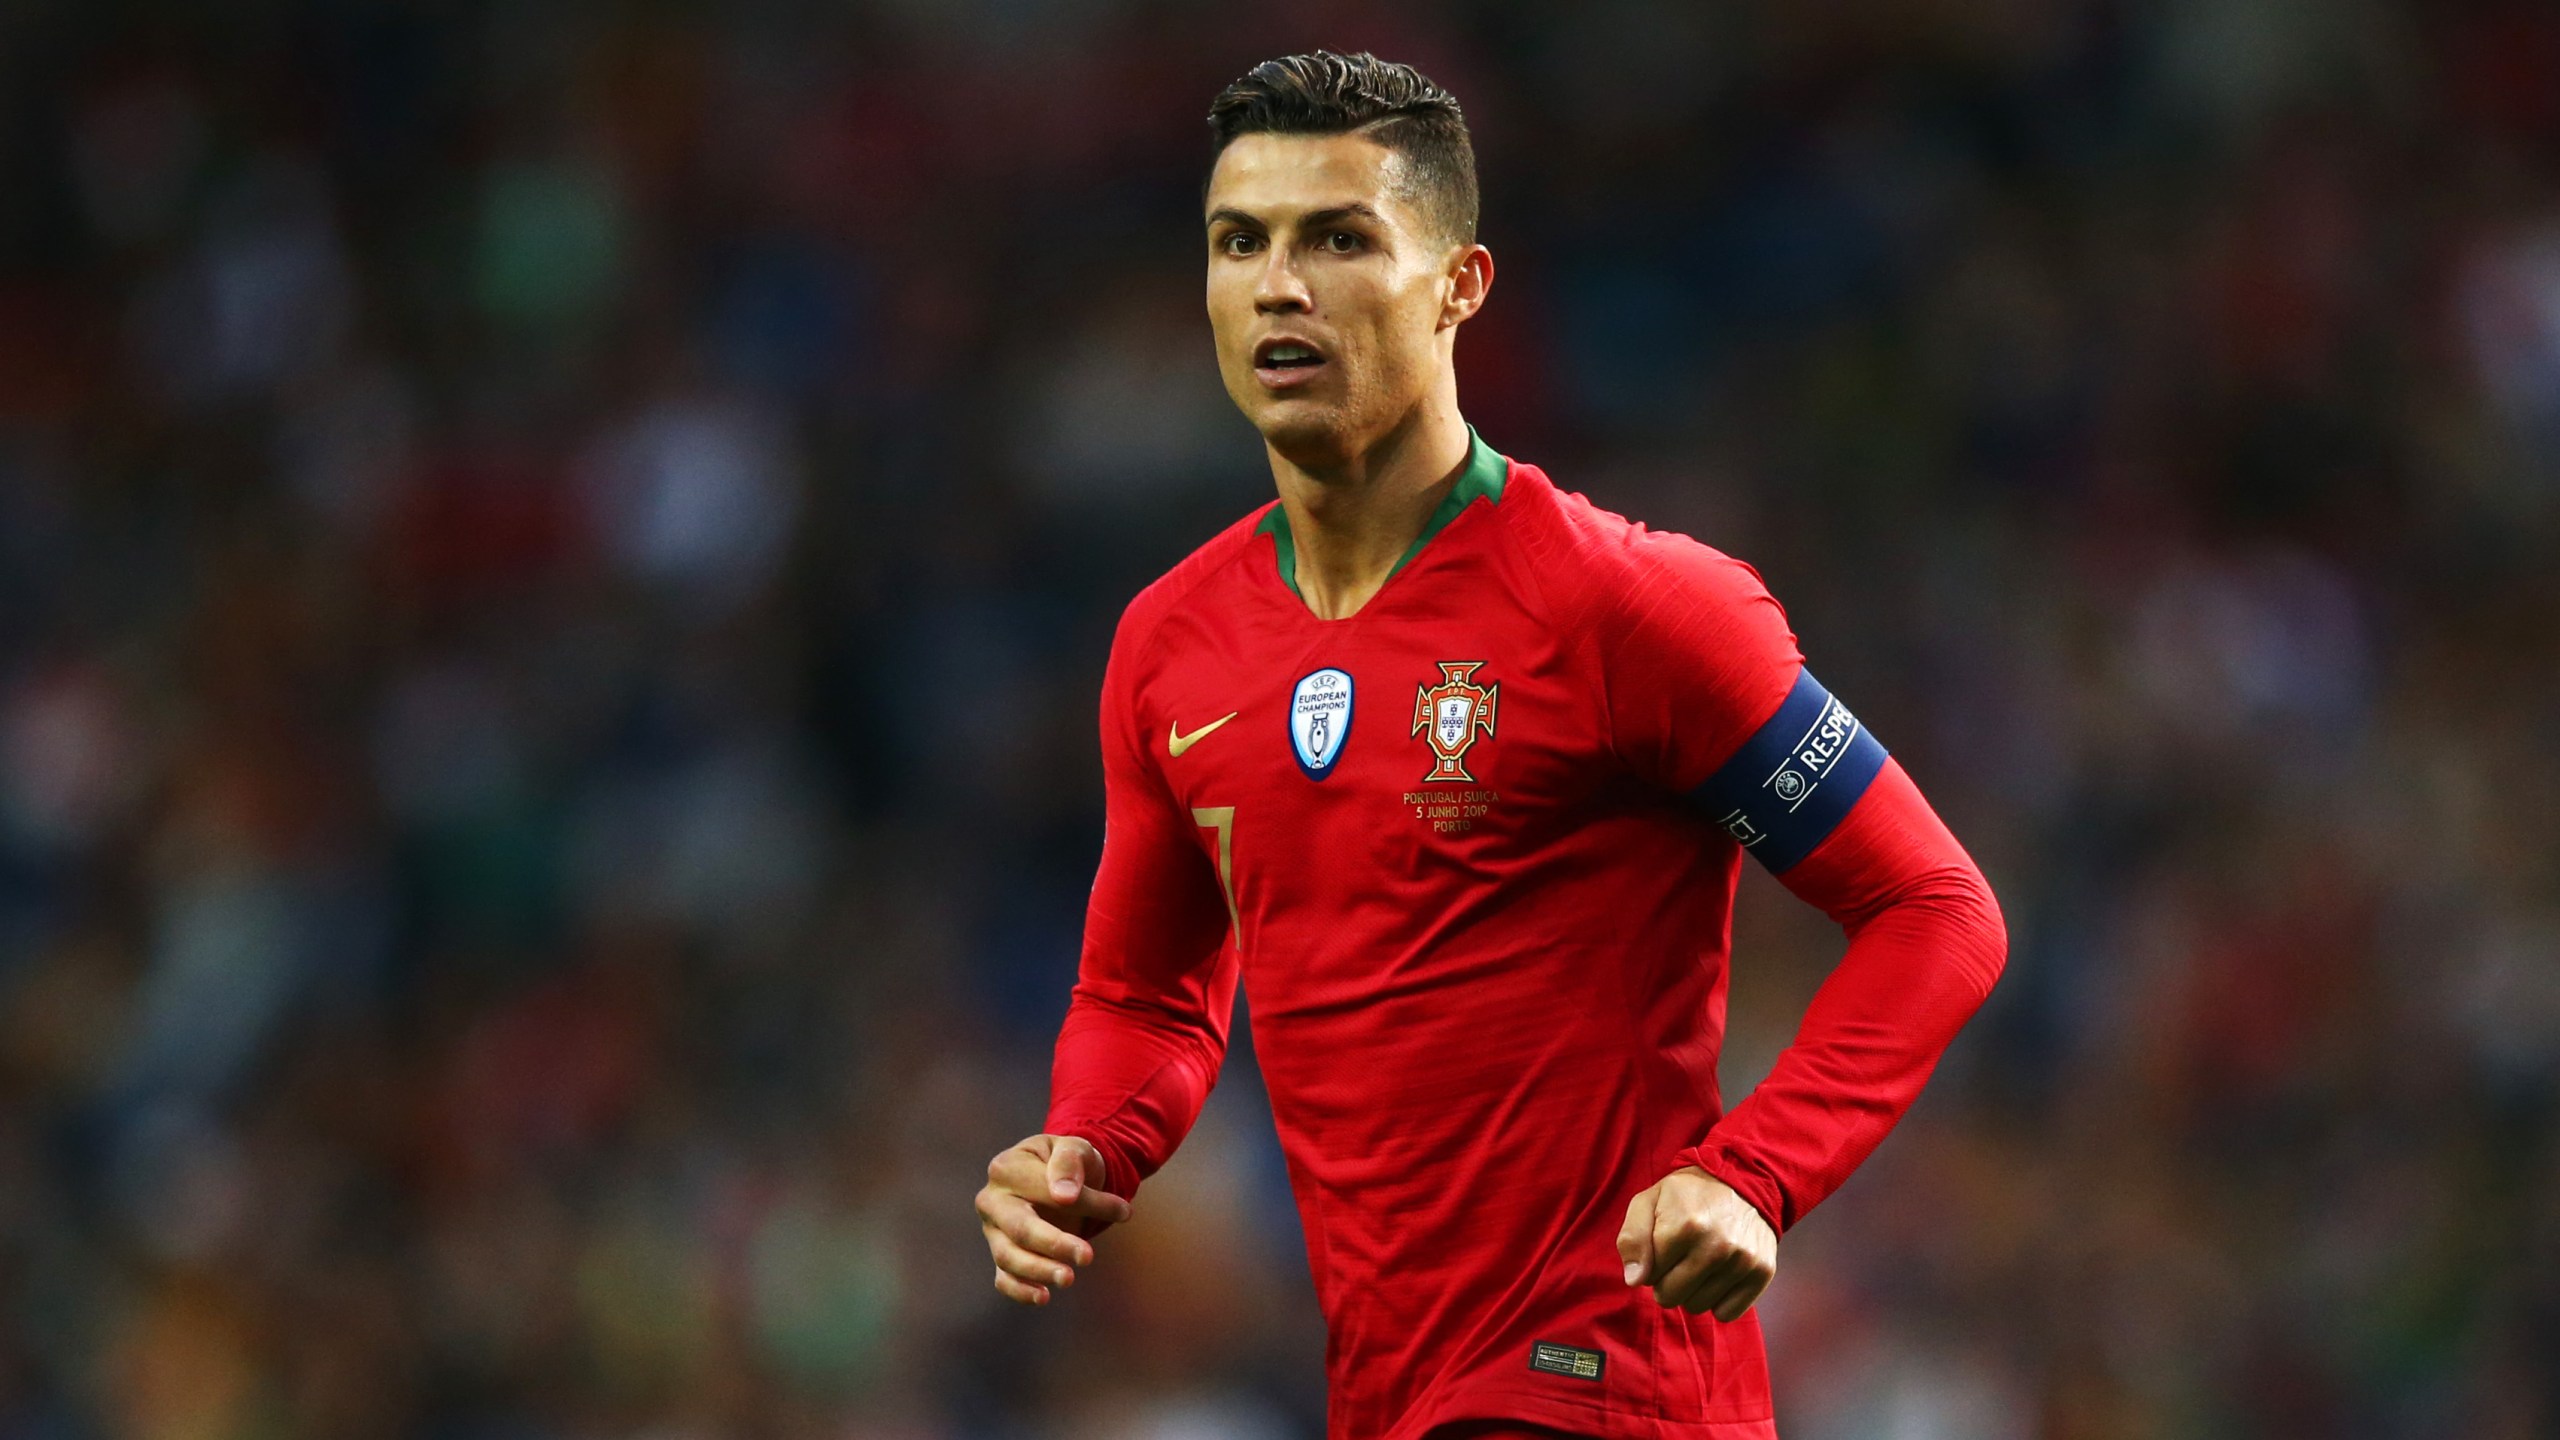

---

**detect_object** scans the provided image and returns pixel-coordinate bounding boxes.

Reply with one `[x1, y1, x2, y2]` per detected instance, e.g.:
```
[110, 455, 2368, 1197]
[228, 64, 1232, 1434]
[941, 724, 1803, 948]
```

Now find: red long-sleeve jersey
[1047, 432, 2006, 1439]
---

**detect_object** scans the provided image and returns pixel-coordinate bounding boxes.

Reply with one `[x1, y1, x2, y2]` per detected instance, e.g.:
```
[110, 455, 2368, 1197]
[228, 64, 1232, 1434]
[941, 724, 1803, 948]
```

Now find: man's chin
[1249, 404, 1362, 470]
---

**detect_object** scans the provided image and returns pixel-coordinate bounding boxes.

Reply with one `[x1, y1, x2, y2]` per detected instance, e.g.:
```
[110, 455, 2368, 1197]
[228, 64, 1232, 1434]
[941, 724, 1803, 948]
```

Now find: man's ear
[1442, 244, 1494, 329]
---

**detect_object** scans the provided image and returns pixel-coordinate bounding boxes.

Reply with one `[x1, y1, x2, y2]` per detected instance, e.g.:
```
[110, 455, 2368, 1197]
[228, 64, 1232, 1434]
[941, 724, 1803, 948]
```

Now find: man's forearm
[1047, 978, 1232, 1200]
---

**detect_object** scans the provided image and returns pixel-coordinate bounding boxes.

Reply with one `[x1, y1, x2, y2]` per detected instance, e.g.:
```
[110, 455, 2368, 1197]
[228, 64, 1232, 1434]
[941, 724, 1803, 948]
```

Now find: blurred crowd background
[1, 1, 2556, 1437]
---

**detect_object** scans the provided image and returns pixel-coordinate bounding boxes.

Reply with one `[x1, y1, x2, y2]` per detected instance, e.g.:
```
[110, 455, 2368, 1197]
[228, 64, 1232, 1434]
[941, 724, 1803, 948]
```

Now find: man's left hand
[1616, 1166, 1777, 1321]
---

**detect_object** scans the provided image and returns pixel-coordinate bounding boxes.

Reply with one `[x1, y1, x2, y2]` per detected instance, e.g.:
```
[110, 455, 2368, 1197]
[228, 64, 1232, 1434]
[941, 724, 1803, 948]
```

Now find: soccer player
[973, 51, 2007, 1440]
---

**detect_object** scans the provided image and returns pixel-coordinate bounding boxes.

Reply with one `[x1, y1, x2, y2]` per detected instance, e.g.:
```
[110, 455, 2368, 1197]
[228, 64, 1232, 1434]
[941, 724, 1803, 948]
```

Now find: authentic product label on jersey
[1527, 1340, 1605, 1382]
[1290, 668, 1354, 779]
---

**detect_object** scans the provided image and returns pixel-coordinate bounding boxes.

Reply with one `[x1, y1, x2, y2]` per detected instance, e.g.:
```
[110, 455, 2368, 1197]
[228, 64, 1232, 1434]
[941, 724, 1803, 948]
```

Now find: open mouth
[1253, 337, 1328, 388]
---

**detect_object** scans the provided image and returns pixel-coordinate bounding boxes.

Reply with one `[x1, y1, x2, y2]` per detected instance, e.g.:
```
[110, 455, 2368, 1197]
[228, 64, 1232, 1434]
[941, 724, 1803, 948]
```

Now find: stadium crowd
[0, 2, 2554, 1436]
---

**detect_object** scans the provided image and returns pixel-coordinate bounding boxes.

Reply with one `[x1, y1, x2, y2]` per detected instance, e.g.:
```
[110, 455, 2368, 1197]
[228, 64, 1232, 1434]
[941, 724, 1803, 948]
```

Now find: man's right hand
[975, 1133, 1134, 1306]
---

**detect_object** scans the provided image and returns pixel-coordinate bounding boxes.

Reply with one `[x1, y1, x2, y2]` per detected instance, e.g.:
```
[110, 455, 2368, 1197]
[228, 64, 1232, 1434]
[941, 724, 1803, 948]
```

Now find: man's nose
[1255, 249, 1312, 313]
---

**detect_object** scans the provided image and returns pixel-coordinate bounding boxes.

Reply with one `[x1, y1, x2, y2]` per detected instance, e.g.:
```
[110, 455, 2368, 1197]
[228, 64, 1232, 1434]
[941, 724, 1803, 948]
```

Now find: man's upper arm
[1598, 531, 1878, 860]
[1595, 529, 1975, 909]
[1077, 613, 1235, 997]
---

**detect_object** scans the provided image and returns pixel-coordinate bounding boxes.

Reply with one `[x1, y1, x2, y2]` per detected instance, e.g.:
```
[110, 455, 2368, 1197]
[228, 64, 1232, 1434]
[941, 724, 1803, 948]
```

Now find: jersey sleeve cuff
[1673, 1143, 1791, 1238]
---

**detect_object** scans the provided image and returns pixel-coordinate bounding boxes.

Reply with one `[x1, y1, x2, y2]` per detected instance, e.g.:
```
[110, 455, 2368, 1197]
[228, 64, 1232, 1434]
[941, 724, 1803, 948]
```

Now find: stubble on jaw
[1222, 301, 1451, 478]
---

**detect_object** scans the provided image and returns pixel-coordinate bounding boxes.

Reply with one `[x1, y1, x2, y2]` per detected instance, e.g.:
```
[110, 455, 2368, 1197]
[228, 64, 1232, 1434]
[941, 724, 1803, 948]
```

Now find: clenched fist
[975, 1133, 1133, 1306]
[1616, 1166, 1777, 1322]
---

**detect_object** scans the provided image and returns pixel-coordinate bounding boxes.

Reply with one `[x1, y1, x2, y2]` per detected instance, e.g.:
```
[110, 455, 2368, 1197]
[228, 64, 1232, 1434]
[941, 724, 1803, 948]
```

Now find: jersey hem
[1385, 1380, 1778, 1440]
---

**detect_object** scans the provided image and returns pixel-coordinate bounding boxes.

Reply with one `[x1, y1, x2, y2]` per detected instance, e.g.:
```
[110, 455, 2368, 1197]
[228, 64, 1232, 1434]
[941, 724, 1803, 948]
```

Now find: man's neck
[1268, 406, 1473, 621]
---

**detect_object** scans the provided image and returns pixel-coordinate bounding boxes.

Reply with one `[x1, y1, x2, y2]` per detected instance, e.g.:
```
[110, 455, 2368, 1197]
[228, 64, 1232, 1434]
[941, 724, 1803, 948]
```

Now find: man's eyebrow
[1203, 203, 1389, 230]
[1301, 203, 1386, 228]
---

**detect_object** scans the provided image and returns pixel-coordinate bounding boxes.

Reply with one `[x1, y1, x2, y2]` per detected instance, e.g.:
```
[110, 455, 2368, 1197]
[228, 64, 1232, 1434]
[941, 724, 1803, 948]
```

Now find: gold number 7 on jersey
[1190, 806, 1240, 944]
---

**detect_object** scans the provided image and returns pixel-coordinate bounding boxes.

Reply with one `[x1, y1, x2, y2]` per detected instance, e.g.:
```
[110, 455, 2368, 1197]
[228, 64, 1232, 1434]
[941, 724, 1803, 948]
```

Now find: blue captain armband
[1689, 667, 1889, 875]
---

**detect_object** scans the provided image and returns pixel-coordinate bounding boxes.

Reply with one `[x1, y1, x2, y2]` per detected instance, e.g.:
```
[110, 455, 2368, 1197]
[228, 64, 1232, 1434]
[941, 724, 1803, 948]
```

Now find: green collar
[1256, 427, 1508, 602]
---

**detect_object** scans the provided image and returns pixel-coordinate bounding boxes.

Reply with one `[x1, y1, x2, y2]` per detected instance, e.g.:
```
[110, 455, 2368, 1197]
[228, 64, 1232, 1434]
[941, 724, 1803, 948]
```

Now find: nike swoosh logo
[1168, 712, 1239, 757]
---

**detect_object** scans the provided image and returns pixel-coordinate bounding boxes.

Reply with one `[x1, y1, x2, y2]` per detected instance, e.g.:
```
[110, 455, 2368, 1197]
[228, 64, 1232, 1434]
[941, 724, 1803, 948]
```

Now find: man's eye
[1319, 232, 1361, 253]
[1222, 233, 1262, 256]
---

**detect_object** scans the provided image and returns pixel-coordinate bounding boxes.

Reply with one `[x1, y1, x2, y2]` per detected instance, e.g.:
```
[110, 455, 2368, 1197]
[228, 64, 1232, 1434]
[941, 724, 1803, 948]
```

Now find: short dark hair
[1208, 51, 1478, 246]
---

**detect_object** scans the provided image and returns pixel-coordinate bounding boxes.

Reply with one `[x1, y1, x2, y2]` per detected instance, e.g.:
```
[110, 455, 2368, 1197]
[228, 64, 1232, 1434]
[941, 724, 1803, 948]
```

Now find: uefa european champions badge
[1290, 668, 1354, 780]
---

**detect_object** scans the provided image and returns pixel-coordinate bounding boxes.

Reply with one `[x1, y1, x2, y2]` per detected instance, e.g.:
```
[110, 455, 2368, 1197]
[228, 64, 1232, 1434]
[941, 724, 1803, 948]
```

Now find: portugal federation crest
[1411, 661, 1499, 782]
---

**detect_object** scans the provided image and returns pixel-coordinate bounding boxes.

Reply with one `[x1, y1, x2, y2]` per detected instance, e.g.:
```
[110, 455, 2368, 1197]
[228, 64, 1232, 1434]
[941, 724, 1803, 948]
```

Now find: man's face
[1204, 132, 1473, 467]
